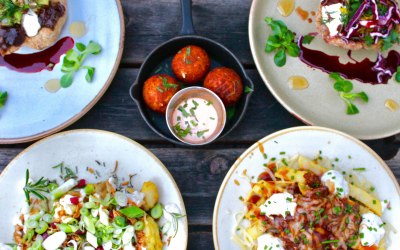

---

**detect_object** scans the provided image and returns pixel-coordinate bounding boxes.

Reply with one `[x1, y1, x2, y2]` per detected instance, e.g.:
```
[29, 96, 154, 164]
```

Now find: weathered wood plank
[121, 0, 253, 65]
[188, 231, 213, 250]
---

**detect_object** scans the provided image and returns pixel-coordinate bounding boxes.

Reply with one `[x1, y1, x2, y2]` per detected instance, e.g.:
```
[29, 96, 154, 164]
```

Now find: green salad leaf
[119, 206, 145, 218]
[0, 91, 8, 108]
[395, 66, 400, 83]
[329, 73, 369, 115]
[60, 41, 102, 88]
[264, 17, 300, 67]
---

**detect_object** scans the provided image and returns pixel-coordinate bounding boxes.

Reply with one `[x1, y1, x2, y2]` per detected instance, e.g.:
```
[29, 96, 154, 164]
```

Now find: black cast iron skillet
[130, 0, 254, 145]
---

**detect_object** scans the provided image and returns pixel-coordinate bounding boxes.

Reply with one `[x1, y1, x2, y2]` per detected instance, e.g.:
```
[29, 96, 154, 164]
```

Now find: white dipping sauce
[259, 192, 297, 219]
[257, 233, 285, 250]
[172, 97, 218, 144]
[321, 170, 349, 197]
[359, 213, 385, 247]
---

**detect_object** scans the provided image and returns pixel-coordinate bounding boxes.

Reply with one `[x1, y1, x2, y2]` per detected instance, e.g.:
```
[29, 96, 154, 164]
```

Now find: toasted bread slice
[0, 0, 67, 56]
[25, 0, 68, 51]
[316, 3, 399, 50]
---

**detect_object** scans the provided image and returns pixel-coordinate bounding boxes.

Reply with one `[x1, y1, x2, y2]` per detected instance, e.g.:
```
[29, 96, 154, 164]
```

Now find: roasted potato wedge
[349, 184, 382, 216]
[144, 215, 163, 250]
[298, 156, 328, 175]
[141, 181, 159, 211]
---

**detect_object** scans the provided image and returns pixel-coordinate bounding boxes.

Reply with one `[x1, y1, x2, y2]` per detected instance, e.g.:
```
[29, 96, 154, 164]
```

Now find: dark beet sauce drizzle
[0, 36, 74, 73]
[298, 37, 400, 84]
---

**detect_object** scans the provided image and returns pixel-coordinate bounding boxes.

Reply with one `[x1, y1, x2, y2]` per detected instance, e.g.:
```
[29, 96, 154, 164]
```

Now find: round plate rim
[212, 125, 400, 249]
[0, 0, 126, 144]
[0, 128, 189, 249]
[248, 0, 400, 140]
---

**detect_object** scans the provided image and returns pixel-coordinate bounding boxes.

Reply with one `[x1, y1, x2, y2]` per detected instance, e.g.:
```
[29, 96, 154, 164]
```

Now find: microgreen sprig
[395, 66, 400, 83]
[382, 30, 400, 51]
[60, 41, 102, 88]
[264, 17, 300, 67]
[329, 73, 369, 115]
[0, 91, 7, 108]
[23, 169, 50, 205]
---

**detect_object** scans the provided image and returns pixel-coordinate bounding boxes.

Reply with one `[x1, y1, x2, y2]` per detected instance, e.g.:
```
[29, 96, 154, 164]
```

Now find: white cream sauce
[172, 97, 218, 144]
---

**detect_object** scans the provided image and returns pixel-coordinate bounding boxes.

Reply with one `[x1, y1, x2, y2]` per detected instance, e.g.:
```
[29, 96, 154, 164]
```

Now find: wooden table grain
[2, 1, 400, 249]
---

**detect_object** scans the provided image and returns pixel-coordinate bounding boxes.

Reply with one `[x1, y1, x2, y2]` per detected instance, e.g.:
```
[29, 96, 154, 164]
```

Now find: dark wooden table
[2, 1, 400, 249]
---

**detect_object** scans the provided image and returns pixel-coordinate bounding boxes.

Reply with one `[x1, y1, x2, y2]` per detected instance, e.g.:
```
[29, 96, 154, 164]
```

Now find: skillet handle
[179, 0, 196, 35]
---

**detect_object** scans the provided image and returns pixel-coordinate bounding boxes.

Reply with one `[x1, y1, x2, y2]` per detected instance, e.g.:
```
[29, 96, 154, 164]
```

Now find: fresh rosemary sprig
[170, 212, 186, 238]
[23, 169, 50, 205]
[52, 162, 77, 180]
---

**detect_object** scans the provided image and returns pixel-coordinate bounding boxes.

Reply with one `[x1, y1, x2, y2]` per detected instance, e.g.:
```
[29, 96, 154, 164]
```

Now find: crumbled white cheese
[128, 191, 145, 206]
[359, 213, 385, 247]
[259, 192, 297, 218]
[99, 205, 110, 226]
[59, 194, 77, 215]
[102, 241, 112, 250]
[86, 232, 98, 248]
[321, 170, 349, 197]
[321, 3, 344, 36]
[42, 231, 67, 250]
[257, 234, 284, 250]
[22, 9, 41, 37]
[122, 226, 135, 245]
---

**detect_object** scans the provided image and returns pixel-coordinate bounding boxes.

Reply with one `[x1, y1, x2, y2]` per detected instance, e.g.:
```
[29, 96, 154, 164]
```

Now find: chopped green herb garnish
[178, 106, 190, 118]
[160, 77, 178, 90]
[196, 129, 209, 138]
[244, 86, 253, 93]
[353, 167, 366, 171]
[227, 106, 236, 119]
[184, 46, 191, 64]
[322, 239, 339, 244]
[174, 123, 191, 138]
[156, 86, 164, 93]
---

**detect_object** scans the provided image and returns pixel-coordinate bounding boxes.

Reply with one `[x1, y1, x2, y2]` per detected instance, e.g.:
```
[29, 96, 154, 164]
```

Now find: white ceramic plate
[0, 129, 188, 249]
[0, 0, 124, 144]
[213, 126, 400, 249]
[249, 0, 400, 140]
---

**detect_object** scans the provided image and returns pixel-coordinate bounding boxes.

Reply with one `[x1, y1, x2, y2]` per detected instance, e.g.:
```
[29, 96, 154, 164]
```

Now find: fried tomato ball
[204, 67, 243, 106]
[172, 45, 210, 84]
[143, 74, 180, 114]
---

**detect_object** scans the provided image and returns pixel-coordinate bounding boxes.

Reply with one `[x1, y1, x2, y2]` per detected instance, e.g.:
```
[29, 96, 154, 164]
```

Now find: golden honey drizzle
[385, 99, 399, 111]
[277, 0, 295, 17]
[69, 22, 87, 38]
[288, 76, 309, 90]
[44, 79, 61, 93]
